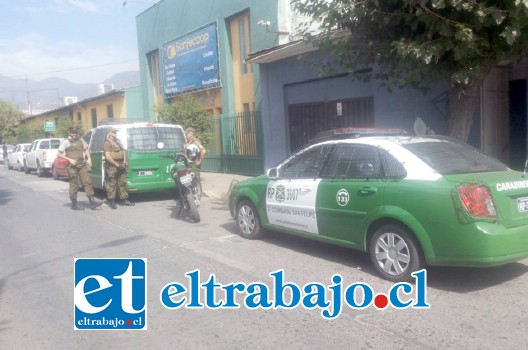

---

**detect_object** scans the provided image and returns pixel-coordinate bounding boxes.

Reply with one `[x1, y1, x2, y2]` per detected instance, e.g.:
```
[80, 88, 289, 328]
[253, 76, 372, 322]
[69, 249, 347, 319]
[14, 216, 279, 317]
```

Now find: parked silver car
[7, 143, 31, 171]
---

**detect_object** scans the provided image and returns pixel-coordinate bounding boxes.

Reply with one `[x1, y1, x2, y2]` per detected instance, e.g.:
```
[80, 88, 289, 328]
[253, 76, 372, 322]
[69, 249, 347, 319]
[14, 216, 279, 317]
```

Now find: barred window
[127, 127, 186, 152]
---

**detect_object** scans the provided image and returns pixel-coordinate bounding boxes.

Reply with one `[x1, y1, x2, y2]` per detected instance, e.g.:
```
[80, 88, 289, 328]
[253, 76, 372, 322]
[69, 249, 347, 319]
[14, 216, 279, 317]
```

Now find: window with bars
[127, 127, 186, 152]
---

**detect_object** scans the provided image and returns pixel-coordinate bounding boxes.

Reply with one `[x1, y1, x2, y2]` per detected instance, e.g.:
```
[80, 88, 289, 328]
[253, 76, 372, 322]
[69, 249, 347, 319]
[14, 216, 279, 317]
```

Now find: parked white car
[25, 138, 63, 177]
[7, 143, 31, 171]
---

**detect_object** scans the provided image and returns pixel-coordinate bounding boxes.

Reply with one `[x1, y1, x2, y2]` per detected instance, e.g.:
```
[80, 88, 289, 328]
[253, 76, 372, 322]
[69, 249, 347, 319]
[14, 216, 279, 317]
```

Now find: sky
[0, 0, 158, 84]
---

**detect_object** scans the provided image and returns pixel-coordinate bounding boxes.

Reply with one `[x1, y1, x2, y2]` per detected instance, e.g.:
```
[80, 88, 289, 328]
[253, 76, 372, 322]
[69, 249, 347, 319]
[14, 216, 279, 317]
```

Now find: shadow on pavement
[220, 225, 528, 292]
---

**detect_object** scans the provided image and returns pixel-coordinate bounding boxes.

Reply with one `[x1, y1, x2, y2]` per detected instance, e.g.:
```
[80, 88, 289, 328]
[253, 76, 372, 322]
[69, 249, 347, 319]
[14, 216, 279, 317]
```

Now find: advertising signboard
[162, 22, 220, 96]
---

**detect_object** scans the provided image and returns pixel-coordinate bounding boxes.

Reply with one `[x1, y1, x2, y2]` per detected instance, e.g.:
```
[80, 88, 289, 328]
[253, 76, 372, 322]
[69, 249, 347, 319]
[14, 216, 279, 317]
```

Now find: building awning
[246, 39, 318, 64]
[246, 30, 349, 64]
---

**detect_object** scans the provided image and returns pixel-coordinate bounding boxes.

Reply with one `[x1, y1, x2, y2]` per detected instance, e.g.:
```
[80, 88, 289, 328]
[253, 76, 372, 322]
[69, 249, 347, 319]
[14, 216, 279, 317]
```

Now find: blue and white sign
[163, 22, 220, 95]
[74, 258, 147, 330]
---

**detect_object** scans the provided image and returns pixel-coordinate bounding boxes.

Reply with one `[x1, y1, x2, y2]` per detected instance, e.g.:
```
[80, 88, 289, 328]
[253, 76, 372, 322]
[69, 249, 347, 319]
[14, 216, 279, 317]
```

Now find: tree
[55, 119, 82, 138]
[156, 94, 213, 146]
[293, 0, 528, 142]
[13, 124, 43, 144]
[0, 100, 19, 143]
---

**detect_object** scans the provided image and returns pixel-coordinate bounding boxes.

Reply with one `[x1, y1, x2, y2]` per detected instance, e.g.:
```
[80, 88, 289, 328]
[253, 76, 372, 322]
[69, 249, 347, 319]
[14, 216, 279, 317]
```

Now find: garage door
[288, 97, 374, 152]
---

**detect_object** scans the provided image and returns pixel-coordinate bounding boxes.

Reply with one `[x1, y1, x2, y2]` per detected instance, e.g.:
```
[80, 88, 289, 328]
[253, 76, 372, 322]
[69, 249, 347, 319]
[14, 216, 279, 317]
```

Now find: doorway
[509, 79, 527, 171]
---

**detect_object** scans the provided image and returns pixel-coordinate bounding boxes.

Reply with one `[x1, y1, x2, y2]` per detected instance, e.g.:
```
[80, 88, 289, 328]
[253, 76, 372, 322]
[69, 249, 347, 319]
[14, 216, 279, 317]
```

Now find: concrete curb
[201, 172, 253, 201]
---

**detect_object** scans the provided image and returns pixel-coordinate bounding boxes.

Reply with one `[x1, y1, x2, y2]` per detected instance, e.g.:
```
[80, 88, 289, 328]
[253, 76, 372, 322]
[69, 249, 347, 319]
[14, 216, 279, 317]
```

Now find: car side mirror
[267, 167, 279, 180]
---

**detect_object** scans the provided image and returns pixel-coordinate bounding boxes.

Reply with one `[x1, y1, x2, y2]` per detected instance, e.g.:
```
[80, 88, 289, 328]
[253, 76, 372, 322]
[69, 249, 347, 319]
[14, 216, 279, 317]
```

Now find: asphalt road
[1, 165, 528, 349]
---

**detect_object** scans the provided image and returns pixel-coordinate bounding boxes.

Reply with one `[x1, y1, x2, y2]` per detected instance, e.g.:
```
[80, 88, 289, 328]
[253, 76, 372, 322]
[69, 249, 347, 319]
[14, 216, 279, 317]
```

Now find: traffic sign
[44, 120, 56, 132]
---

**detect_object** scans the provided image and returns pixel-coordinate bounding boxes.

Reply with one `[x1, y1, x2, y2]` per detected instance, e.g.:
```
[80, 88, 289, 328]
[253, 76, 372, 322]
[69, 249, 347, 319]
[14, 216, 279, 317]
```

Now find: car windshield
[402, 140, 508, 175]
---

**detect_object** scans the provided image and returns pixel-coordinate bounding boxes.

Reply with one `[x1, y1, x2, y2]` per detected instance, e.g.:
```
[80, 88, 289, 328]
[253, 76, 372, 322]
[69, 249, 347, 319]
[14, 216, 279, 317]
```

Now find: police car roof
[306, 127, 408, 146]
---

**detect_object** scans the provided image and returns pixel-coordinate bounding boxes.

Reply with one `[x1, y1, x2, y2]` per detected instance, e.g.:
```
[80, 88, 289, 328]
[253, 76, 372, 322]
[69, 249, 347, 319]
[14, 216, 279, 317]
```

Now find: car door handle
[359, 187, 377, 195]
[299, 186, 312, 192]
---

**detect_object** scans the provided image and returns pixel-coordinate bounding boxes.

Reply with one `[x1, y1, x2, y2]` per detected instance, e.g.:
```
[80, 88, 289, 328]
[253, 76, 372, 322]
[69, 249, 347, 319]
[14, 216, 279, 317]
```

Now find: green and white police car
[229, 130, 528, 282]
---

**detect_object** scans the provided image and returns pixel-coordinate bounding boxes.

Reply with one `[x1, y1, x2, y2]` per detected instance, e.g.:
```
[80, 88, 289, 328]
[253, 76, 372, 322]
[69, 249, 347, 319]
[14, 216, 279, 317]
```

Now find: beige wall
[229, 12, 255, 113]
[21, 92, 127, 130]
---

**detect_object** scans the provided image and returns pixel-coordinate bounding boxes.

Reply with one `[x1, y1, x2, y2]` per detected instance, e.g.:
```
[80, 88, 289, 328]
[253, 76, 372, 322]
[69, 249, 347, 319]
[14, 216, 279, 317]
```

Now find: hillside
[0, 71, 140, 112]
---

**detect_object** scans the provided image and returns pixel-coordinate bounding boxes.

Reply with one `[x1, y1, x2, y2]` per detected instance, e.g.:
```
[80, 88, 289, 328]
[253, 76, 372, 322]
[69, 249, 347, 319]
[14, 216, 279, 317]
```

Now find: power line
[0, 59, 139, 80]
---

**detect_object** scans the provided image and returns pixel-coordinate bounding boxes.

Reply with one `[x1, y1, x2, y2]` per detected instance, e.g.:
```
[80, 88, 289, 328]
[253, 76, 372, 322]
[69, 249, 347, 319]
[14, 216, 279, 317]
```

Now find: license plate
[517, 197, 528, 213]
[180, 174, 192, 186]
[138, 170, 153, 176]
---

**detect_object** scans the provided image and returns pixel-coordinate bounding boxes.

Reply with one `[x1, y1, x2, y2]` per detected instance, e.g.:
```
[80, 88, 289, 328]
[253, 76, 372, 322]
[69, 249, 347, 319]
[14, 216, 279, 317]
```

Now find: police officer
[57, 126, 102, 210]
[103, 127, 134, 209]
[183, 127, 206, 184]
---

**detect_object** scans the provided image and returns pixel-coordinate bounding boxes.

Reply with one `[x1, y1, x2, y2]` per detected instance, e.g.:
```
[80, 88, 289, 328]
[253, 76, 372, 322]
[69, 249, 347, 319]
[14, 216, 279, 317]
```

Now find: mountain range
[0, 71, 140, 113]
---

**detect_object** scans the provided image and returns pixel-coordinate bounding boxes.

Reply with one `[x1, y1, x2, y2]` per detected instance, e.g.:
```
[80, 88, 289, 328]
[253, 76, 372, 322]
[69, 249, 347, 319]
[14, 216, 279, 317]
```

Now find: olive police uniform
[103, 136, 132, 207]
[58, 128, 101, 210]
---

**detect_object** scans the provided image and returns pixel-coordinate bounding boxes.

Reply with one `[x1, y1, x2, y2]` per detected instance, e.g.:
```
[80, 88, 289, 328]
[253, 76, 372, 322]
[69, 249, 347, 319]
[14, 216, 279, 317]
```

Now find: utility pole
[26, 77, 32, 115]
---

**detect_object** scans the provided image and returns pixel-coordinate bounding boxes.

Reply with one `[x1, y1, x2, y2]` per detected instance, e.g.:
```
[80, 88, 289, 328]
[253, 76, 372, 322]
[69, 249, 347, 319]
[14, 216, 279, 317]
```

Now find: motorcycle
[170, 145, 202, 222]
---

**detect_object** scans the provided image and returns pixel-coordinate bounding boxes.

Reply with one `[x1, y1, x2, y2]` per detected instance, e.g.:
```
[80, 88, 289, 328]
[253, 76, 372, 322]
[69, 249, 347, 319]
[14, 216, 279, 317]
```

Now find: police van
[84, 123, 186, 193]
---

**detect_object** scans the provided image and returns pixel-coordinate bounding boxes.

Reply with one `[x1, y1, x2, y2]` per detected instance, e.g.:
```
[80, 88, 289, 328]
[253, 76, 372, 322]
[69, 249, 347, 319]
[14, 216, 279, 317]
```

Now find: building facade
[248, 40, 528, 170]
[136, 0, 295, 119]
[136, 0, 528, 173]
[20, 86, 144, 133]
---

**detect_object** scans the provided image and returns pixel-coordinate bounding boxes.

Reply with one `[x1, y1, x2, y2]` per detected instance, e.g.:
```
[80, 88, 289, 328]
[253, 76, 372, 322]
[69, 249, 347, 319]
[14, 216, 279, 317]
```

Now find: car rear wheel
[369, 224, 424, 282]
[236, 200, 262, 239]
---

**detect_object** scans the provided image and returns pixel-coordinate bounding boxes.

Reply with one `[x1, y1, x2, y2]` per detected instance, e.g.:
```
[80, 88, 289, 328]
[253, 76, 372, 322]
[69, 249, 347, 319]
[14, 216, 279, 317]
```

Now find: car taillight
[43, 151, 47, 161]
[458, 184, 497, 218]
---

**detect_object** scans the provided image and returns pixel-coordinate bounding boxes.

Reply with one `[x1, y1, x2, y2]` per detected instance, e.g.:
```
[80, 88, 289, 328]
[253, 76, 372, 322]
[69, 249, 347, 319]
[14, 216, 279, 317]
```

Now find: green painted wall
[136, 0, 285, 120]
[123, 86, 146, 121]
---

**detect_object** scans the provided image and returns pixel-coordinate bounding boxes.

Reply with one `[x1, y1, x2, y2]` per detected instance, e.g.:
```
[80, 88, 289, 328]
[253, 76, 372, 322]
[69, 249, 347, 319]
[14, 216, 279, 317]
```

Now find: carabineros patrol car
[229, 128, 528, 282]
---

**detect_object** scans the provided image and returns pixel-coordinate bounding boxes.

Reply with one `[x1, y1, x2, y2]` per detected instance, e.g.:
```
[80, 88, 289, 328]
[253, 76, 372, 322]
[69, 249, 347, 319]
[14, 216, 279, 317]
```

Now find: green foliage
[293, 0, 528, 91]
[55, 119, 83, 138]
[0, 100, 19, 143]
[156, 94, 213, 146]
[13, 124, 43, 144]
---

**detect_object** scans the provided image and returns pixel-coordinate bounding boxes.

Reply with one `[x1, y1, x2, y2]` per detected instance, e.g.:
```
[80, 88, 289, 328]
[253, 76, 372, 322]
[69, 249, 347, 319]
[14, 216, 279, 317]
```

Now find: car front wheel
[369, 224, 424, 282]
[236, 200, 262, 239]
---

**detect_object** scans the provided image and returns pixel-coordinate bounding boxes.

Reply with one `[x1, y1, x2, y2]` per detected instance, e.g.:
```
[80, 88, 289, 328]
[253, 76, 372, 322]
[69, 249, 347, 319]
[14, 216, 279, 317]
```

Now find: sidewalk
[200, 172, 253, 200]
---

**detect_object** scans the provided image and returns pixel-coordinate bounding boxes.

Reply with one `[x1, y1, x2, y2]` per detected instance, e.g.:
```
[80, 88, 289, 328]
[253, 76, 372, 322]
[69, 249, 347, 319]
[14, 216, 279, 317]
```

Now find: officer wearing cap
[57, 125, 102, 210]
[103, 126, 134, 209]
[183, 127, 206, 184]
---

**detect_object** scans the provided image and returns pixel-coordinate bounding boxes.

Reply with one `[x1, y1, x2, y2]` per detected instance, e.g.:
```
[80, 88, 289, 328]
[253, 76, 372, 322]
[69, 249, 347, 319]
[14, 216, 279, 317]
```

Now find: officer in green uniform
[103, 127, 134, 209]
[57, 125, 102, 210]
[182, 127, 207, 184]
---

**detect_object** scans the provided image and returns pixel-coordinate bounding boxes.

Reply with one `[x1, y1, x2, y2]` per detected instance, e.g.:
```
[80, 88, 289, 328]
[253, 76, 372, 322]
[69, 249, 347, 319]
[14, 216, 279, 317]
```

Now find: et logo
[74, 258, 147, 330]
